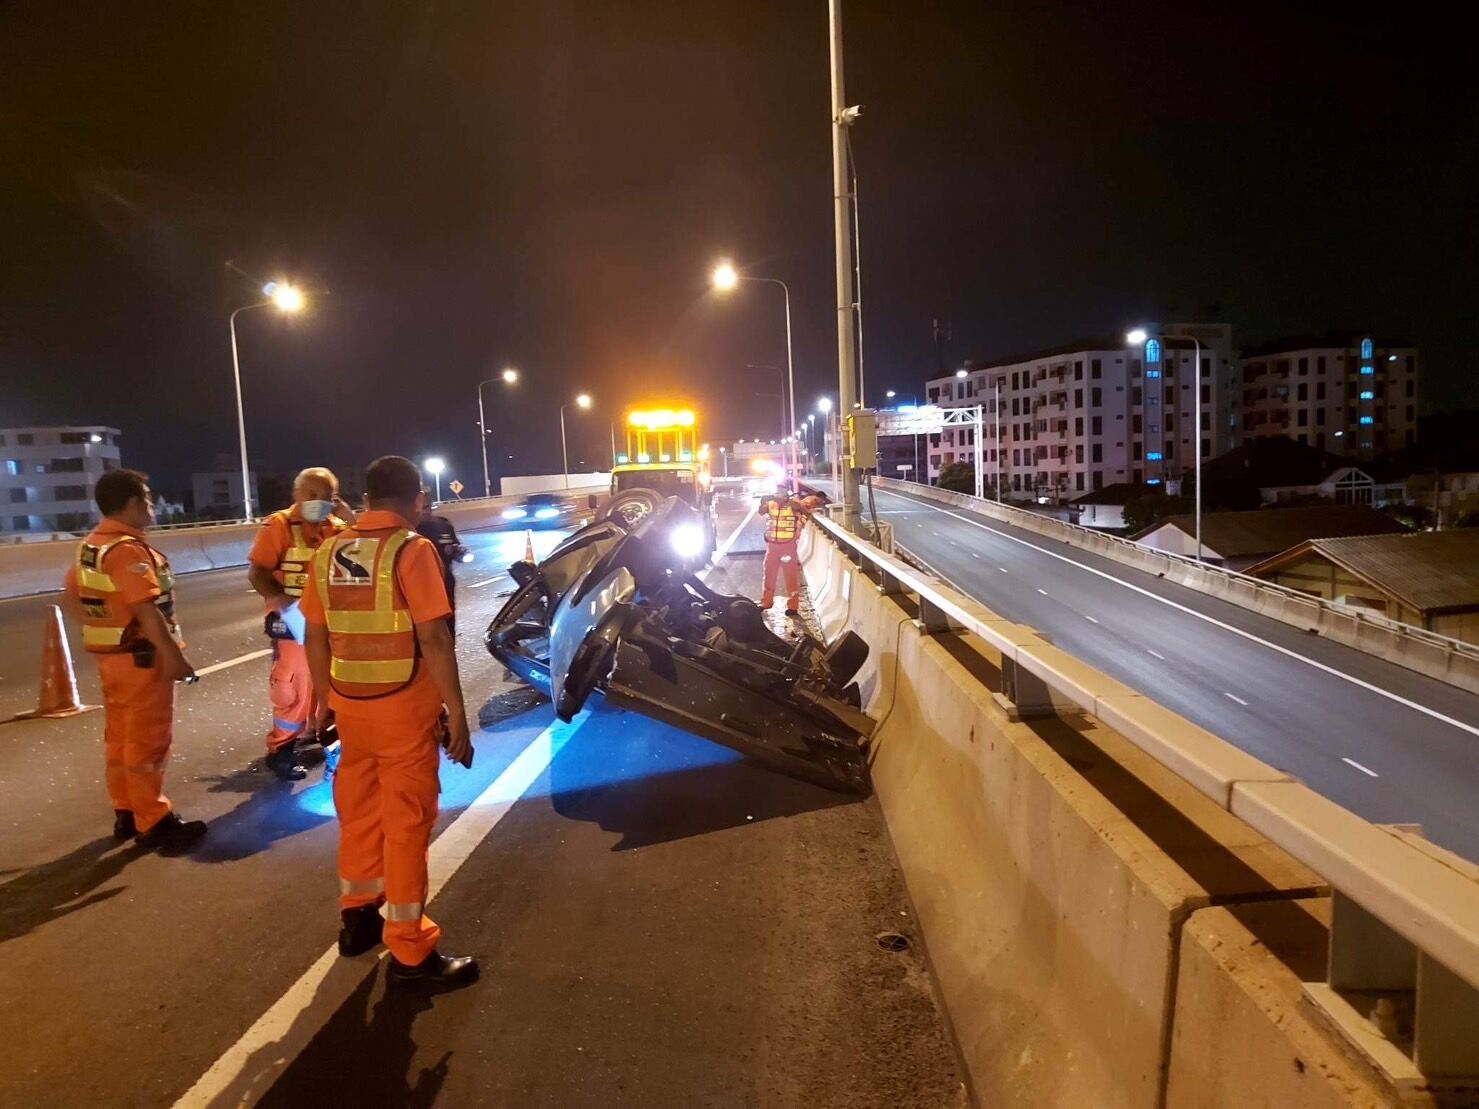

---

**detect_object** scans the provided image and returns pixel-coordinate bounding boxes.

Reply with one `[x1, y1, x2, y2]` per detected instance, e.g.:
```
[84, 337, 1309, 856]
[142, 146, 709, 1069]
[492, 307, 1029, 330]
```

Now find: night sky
[3, 2, 1474, 494]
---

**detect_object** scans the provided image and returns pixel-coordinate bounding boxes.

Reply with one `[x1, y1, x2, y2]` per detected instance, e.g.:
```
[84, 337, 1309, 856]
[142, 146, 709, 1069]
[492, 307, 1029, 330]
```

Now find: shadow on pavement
[184, 764, 336, 864]
[0, 836, 145, 945]
[547, 708, 859, 850]
[257, 966, 451, 1109]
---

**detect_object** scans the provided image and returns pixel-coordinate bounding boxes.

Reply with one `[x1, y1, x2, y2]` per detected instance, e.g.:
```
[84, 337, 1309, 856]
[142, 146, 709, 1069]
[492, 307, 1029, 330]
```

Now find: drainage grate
[875, 931, 912, 953]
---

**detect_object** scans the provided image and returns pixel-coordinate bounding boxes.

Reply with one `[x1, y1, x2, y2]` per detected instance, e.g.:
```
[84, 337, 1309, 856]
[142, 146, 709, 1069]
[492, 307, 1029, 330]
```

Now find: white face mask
[300, 499, 334, 523]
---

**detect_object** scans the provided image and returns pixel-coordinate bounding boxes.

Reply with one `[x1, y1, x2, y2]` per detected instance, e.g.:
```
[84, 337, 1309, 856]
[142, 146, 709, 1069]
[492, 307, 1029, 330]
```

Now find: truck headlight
[670, 523, 705, 560]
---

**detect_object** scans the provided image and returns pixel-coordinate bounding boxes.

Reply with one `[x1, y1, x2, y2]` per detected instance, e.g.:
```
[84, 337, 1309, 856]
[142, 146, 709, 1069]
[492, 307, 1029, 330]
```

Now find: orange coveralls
[301, 510, 453, 966]
[759, 496, 810, 611]
[248, 508, 343, 753]
[64, 520, 180, 834]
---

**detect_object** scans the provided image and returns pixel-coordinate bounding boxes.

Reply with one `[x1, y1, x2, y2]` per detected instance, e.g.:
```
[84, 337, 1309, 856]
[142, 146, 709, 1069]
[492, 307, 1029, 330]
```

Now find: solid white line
[469, 576, 505, 589]
[698, 508, 754, 582]
[1146, 649, 1166, 660]
[998, 567, 1008, 573]
[1036, 588, 1048, 596]
[194, 648, 273, 677]
[1084, 614, 1099, 624]
[1342, 757, 1380, 778]
[1224, 692, 1249, 707]
[880, 490, 1479, 740]
[174, 712, 589, 1107]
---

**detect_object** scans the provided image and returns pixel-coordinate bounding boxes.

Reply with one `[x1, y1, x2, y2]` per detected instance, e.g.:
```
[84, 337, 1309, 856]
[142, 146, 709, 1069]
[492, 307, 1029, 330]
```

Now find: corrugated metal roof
[1135, 505, 1405, 558]
[1288, 531, 1479, 614]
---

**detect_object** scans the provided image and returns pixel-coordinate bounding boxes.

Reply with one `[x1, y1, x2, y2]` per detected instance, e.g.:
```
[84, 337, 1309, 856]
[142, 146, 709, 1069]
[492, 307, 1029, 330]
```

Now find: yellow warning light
[627, 408, 696, 431]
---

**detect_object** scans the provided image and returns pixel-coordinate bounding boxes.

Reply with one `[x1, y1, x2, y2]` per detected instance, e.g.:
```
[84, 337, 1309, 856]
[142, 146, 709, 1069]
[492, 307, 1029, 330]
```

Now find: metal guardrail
[875, 476, 1479, 671]
[811, 511, 1479, 1080]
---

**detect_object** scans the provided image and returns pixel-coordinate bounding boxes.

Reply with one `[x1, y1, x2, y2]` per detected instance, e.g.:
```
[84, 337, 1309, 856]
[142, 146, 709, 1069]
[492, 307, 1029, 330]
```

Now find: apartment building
[1239, 335, 1417, 460]
[921, 324, 1239, 501]
[0, 425, 123, 534]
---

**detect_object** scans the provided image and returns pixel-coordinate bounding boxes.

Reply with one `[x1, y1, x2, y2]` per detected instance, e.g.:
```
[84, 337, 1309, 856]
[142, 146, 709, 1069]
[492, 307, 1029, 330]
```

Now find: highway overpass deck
[834, 482, 1479, 861]
[0, 490, 964, 1107]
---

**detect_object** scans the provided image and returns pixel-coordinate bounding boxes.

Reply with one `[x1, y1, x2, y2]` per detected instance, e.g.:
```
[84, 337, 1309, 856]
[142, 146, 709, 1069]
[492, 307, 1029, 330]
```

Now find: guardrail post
[1329, 890, 1415, 993]
[915, 595, 960, 635]
[998, 655, 1079, 721]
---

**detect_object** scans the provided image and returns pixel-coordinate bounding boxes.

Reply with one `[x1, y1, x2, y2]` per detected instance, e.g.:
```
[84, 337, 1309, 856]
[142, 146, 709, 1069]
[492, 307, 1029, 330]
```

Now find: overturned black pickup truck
[485, 490, 875, 793]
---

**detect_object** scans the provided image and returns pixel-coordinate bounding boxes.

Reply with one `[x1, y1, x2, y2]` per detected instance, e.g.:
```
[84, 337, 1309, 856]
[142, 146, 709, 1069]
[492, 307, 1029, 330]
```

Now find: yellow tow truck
[606, 407, 717, 561]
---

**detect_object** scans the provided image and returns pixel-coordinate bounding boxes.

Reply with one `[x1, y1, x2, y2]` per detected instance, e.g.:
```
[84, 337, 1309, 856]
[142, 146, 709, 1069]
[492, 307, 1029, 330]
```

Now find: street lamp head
[575, 393, 593, 409]
[808, 414, 815, 423]
[955, 368, 968, 379]
[1126, 328, 1149, 346]
[264, 281, 305, 313]
[817, 397, 833, 413]
[885, 389, 896, 398]
[501, 367, 519, 384]
[710, 260, 739, 292]
[424, 457, 446, 476]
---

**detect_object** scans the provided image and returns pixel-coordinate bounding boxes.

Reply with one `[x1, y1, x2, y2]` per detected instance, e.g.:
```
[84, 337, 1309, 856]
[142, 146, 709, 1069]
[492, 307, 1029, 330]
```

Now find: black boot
[338, 904, 385, 957]
[265, 742, 307, 781]
[386, 951, 480, 991]
[136, 812, 208, 854]
[113, 810, 137, 841]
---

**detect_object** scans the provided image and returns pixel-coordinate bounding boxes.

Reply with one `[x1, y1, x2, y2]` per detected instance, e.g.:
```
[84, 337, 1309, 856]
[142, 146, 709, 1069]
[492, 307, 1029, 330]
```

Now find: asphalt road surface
[0, 492, 964, 1108]
[835, 482, 1479, 862]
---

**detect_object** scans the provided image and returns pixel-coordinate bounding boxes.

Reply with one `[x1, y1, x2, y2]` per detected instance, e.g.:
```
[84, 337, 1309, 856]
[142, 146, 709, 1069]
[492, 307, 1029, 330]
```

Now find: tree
[1123, 493, 1193, 534]
[936, 461, 976, 494]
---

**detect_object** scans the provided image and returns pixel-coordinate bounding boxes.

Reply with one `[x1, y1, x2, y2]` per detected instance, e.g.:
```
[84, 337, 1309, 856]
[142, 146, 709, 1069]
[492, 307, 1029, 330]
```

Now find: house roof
[1239, 332, 1414, 359]
[1204, 437, 1346, 488]
[1131, 504, 1407, 558]
[1245, 530, 1479, 614]
[1071, 482, 1151, 506]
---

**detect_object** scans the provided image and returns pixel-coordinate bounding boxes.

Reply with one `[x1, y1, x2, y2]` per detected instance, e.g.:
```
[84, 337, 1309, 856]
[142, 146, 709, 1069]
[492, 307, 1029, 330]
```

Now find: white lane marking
[970, 552, 981, 559]
[998, 567, 1008, 573]
[698, 508, 754, 583]
[193, 649, 273, 677]
[174, 712, 590, 1107]
[1224, 692, 1249, 706]
[1146, 649, 1166, 660]
[469, 576, 506, 589]
[1342, 757, 1379, 778]
[1036, 588, 1048, 596]
[879, 490, 1479, 740]
[1084, 614, 1100, 624]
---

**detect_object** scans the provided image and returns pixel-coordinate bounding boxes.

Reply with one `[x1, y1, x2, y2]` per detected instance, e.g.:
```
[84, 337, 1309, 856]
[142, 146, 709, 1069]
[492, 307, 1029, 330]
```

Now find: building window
[1074, 389, 1083, 408]
[3, 460, 18, 476]
[1298, 410, 1308, 427]
[1317, 356, 1326, 373]
[1359, 416, 1374, 425]
[1145, 339, 1161, 365]
[18, 434, 34, 445]
[1091, 388, 1102, 407]
[1091, 359, 1102, 379]
[1317, 410, 1326, 426]
[1297, 383, 1308, 401]
[1359, 390, 1374, 400]
[1406, 380, 1415, 398]
[1132, 415, 1142, 434]
[1131, 386, 1142, 405]
[9, 489, 27, 504]
[1091, 416, 1102, 435]
[1298, 358, 1308, 375]
[1091, 444, 1103, 463]
[54, 484, 88, 500]
[1359, 364, 1374, 376]
[1074, 416, 1084, 435]
[1361, 338, 1373, 359]
[48, 457, 85, 473]
[1316, 382, 1326, 401]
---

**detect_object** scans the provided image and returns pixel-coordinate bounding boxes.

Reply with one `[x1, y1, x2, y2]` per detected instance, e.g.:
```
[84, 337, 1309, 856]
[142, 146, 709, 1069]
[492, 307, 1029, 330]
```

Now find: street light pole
[228, 281, 306, 521]
[829, 0, 861, 531]
[713, 267, 798, 487]
[228, 303, 261, 521]
[560, 394, 592, 490]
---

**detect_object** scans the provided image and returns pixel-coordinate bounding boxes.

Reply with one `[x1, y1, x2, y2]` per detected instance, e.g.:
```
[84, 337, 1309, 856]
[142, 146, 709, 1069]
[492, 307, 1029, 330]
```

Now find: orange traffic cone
[524, 528, 536, 564]
[15, 605, 96, 720]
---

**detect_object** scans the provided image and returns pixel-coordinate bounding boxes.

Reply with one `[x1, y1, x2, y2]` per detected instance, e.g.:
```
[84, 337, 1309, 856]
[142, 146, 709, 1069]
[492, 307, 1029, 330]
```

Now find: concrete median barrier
[798, 528, 1392, 1106]
[1167, 901, 1394, 1108]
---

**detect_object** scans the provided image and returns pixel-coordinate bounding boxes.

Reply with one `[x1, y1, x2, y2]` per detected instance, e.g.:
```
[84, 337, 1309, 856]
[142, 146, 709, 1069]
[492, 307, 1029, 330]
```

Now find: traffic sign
[448, 480, 464, 497]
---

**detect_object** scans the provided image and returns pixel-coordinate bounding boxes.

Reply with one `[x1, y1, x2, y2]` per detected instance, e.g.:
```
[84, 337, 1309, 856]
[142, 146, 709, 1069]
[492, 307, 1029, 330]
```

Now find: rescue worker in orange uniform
[64, 469, 207, 852]
[247, 467, 355, 780]
[759, 483, 818, 617]
[302, 455, 479, 990]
